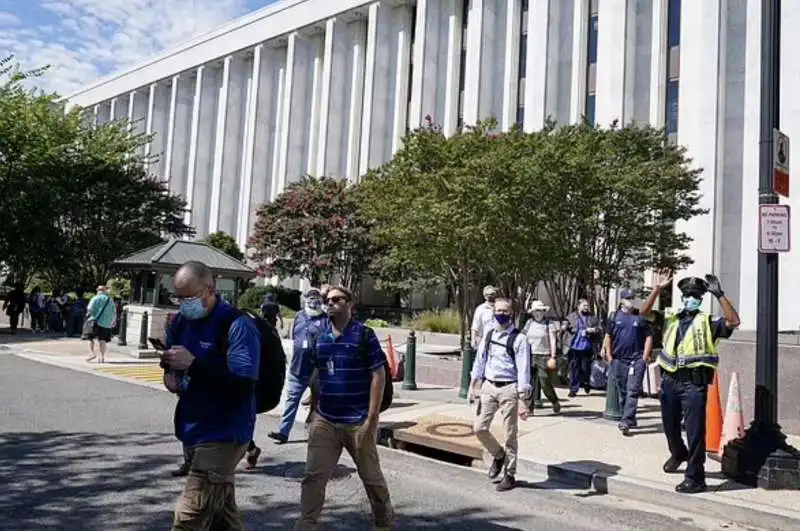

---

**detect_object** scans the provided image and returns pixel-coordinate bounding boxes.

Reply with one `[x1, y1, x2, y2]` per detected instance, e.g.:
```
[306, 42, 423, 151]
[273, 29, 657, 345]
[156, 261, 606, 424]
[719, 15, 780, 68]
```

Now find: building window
[457, 0, 469, 132]
[585, 2, 599, 125]
[516, 1, 528, 126]
[665, 0, 681, 142]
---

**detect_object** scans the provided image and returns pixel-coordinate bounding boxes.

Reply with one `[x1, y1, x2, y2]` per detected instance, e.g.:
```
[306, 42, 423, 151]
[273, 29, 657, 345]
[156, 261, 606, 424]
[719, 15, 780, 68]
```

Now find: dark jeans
[567, 348, 593, 393]
[660, 370, 709, 483]
[8, 311, 21, 332]
[611, 357, 646, 428]
[67, 314, 83, 337]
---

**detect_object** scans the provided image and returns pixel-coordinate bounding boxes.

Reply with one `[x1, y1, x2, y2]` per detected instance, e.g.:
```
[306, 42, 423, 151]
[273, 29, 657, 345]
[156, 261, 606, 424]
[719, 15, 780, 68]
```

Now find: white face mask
[620, 299, 635, 311]
[532, 310, 545, 321]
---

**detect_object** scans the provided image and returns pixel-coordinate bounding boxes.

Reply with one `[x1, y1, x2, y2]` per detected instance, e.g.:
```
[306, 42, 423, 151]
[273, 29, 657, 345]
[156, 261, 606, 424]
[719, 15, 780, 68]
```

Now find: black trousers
[659, 368, 710, 483]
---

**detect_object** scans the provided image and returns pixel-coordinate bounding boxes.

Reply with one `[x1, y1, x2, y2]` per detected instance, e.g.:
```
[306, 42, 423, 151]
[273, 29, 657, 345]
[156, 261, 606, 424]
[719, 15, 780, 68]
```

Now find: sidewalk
[7, 335, 800, 529]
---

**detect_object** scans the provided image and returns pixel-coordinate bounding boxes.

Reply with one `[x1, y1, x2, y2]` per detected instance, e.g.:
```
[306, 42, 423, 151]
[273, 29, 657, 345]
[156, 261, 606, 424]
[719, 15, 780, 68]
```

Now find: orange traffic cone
[386, 336, 399, 380]
[706, 372, 723, 454]
[718, 372, 745, 457]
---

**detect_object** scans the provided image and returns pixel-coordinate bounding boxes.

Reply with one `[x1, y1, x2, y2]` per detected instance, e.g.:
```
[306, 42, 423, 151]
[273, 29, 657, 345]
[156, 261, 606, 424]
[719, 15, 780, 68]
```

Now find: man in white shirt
[471, 286, 499, 348]
[469, 298, 532, 492]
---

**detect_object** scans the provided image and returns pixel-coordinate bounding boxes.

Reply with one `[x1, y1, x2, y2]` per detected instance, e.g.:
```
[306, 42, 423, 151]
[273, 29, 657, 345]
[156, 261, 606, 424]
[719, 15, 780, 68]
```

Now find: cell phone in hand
[148, 337, 167, 351]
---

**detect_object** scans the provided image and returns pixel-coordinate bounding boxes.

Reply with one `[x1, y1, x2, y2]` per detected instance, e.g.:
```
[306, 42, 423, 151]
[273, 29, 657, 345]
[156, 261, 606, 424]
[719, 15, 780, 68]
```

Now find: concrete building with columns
[65, 0, 798, 331]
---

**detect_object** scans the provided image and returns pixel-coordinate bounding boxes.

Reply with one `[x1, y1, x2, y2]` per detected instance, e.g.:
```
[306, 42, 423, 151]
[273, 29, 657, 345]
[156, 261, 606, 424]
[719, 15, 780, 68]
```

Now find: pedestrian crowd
[3, 260, 740, 529]
[469, 274, 739, 496]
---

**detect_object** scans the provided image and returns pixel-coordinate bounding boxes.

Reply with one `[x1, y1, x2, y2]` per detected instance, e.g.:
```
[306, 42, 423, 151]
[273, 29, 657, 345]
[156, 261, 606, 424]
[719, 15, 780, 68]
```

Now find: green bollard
[402, 330, 417, 390]
[117, 309, 128, 346]
[458, 343, 475, 399]
[603, 364, 623, 421]
[138, 311, 149, 350]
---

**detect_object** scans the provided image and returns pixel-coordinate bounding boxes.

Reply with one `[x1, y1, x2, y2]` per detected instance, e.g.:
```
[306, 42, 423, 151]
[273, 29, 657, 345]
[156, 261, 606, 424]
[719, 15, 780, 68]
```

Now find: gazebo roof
[112, 239, 257, 279]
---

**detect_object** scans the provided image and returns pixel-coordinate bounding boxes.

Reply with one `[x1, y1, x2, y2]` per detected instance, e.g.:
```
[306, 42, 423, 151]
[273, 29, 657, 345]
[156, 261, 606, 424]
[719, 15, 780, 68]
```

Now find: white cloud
[4, 0, 251, 97]
[0, 11, 22, 26]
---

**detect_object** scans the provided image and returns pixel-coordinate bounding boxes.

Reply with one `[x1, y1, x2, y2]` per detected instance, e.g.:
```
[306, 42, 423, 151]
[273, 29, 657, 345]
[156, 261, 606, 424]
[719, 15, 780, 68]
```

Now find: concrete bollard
[117, 309, 128, 346]
[402, 330, 418, 391]
[138, 311, 149, 350]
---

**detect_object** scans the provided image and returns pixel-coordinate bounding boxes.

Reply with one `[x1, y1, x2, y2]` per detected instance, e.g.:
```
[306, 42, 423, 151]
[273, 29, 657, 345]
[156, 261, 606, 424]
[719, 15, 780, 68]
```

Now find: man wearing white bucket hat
[521, 300, 561, 414]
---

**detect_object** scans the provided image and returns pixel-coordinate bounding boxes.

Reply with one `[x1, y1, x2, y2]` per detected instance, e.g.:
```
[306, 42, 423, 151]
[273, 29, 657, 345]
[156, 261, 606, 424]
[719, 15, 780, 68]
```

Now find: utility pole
[721, 0, 800, 489]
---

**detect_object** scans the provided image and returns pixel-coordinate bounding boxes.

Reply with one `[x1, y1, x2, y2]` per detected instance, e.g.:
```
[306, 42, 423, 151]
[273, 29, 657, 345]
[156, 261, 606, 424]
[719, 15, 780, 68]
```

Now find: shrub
[280, 306, 298, 319]
[238, 284, 302, 312]
[364, 318, 390, 329]
[404, 309, 460, 334]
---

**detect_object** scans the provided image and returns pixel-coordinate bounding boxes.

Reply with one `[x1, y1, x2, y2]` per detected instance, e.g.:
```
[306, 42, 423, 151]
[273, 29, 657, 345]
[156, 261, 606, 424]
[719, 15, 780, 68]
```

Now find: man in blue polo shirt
[161, 261, 260, 530]
[602, 288, 653, 436]
[295, 286, 393, 531]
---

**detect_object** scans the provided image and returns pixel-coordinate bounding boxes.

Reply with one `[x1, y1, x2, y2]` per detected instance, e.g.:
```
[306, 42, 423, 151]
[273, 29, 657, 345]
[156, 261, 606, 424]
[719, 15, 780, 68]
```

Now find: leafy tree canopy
[0, 55, 194, 289]
[248, 176, 379, 290]
[200, 231, 244, 261]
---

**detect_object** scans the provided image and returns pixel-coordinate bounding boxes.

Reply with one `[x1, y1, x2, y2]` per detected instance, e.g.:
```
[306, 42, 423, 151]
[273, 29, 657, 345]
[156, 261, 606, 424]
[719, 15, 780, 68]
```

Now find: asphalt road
[0, 353, 757, 531]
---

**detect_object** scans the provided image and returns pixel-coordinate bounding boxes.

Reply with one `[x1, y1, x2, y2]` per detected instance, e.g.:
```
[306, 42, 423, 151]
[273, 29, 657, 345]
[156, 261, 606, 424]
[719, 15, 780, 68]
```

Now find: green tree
[200, 231, 244, 261]
[0, 55, 194, 288]
[248, 176, 379, 290]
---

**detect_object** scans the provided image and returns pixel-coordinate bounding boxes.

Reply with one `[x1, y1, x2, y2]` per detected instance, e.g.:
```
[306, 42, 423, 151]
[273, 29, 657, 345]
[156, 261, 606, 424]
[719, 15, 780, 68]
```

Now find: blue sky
[0, 0, 278, 96]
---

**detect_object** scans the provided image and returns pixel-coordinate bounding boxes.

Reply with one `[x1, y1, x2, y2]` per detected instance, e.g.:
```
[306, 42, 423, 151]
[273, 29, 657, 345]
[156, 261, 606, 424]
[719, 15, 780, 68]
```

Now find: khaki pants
[296, 416, 393, 531]
[172, 442, 248, 531]
[474, 381, 520, 476]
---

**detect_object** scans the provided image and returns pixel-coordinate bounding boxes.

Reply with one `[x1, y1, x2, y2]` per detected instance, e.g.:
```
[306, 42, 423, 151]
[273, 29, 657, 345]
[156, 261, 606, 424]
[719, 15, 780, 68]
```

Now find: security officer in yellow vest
[641, 273, 740, 494]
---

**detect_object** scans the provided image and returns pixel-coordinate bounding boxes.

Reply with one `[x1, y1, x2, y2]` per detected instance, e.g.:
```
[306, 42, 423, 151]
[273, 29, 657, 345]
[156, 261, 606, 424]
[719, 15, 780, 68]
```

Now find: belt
[487, 379, 516, 387]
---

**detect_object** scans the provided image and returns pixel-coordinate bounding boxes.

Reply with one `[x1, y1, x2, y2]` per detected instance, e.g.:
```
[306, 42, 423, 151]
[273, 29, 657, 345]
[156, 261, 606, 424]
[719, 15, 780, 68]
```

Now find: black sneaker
[171, 461, 191, 477]
[552, 401, 561, 414]
[662, 455, 686, 474]
[584, 385, 591, 395]
[618, 423, 631, 436]
[488, 453, 506, 479]
[567, 391, 577, 398]
[675, 478, 707, 494]
[496, 474, 516, 492]
[267, 431, 288, 444]
[245, 445, 262, 470]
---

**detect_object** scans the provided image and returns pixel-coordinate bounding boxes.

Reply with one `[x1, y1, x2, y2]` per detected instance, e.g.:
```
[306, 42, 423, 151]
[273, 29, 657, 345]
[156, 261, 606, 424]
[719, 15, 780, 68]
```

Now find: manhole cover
[283, 463, 354, 482]
[425, 422, 474, 438]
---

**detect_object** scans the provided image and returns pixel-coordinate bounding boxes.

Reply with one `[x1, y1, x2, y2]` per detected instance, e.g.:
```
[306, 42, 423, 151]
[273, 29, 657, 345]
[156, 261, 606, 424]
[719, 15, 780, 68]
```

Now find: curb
[379, 422, 800, 531]
[512, 453, 800, 531]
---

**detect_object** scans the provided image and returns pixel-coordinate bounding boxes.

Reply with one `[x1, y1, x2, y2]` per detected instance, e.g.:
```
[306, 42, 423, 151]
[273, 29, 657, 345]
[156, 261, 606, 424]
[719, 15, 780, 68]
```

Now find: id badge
[327, 358, 335, 376]
[302, 339, 308, 349]
[628, 363, 635, 376]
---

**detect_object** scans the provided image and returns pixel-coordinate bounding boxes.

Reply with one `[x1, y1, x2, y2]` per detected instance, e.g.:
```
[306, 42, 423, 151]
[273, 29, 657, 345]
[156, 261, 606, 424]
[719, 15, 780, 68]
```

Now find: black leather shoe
[662, 456, 686, 473]
[675, 478, 707, 494]
[268, 431, 288, 444]
[496, 474, 516, 491]
[171, 461, 191, 477]
[488, 453, 506, 479]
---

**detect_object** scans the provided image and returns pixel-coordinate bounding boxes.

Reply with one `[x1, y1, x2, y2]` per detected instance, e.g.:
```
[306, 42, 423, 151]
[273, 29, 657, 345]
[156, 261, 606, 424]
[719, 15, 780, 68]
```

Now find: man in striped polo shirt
[295, 286, 393, 531]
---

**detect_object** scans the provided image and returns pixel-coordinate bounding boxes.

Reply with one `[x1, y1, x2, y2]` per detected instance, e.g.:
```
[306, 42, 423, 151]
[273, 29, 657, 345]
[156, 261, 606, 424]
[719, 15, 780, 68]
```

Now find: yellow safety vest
[657, 311, 719, 372]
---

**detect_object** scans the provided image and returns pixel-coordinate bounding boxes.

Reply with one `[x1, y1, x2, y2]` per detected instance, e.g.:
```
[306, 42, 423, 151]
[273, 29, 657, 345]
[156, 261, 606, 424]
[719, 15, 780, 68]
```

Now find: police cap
[677, 276, 708, 297]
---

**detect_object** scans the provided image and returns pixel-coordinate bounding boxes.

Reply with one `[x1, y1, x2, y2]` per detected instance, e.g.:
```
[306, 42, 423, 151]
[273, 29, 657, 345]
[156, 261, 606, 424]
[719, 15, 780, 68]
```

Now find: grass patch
[403, 309, 460, 334]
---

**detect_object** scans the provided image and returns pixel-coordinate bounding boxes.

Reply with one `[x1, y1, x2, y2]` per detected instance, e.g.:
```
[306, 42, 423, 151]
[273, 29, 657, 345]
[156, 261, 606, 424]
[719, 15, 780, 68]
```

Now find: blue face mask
[180, 298, 208, 320]
[682, 296, 702, 312]
[495, 314, 512, 326]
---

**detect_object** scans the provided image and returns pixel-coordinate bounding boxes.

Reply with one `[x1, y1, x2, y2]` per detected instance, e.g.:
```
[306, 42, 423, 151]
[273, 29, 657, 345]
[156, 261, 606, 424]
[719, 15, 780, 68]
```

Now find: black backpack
[171, 308, 286, 414]
[309, 324, 393, 413]
[483, 328, 522, 367]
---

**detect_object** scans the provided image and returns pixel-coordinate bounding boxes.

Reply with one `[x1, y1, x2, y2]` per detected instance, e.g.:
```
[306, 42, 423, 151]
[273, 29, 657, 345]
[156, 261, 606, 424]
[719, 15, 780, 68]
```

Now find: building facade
[66, 0, 797, 331]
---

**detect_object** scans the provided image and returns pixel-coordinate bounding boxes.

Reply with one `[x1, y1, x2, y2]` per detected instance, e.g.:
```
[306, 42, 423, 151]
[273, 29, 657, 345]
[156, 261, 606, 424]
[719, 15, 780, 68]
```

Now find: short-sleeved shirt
[167, 299, 261, 447]
[471, 303, 495, 341]
[523, 319, 558, 355]
[300, 320, 385, 425]
[606, 309, 652, 361]
[87, 294, 117, 329]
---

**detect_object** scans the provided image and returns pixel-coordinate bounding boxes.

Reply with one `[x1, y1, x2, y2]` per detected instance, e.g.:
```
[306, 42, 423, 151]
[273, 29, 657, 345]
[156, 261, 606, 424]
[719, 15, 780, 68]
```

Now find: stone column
[184, 66, 205, 227]
[569, 0, 590, 123]
[525, 0, 550, 131]
[500, 0, 521, 131]
[594, 0, 628, 126]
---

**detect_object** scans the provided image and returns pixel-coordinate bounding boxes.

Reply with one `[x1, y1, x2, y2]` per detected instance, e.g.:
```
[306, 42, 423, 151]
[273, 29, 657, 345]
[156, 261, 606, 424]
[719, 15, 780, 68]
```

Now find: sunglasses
[325, 295, 348, 304]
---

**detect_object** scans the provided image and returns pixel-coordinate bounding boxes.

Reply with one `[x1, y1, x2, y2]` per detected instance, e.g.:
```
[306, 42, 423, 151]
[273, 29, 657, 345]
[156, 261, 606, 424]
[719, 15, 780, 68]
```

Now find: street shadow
[0, 331, 79, 344]
[554, 460, 622, 493]
[705, 471, 753, 493]
[257, 460, 356, 482]
[386, 401, 418, 410]
[0, 430, 180, 531]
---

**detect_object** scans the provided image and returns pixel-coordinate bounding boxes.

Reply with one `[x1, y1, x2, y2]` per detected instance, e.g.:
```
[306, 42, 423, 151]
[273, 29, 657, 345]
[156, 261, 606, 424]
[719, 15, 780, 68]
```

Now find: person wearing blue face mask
[470, 298, 532, 492]
[641, 273, 740, 494]
[160, 261, 261, 529]
[268, 287, 328, 444]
